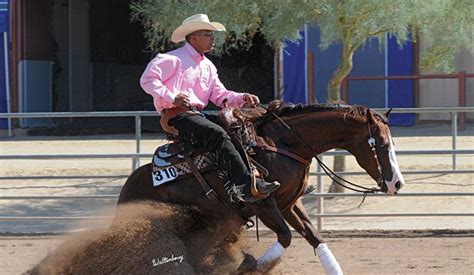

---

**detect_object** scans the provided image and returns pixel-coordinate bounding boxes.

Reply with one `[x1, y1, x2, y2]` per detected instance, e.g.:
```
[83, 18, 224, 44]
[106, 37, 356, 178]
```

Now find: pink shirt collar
[183, 43, 204, 63]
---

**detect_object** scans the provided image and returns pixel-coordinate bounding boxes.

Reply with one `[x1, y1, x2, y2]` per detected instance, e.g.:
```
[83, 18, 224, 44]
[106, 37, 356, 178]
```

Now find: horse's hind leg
[283, 198, 343, 275]
[239, 196, 291, 273]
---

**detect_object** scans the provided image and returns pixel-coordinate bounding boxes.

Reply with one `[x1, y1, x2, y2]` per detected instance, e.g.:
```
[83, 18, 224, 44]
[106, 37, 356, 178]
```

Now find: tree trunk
[328, 155, 346, 193]
[328, 44, 354, 101]
[327, 43, 354, 193]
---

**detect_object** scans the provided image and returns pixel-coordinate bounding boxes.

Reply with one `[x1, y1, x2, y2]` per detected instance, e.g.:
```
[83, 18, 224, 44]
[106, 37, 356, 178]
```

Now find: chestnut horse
[117, 101, 405, 274]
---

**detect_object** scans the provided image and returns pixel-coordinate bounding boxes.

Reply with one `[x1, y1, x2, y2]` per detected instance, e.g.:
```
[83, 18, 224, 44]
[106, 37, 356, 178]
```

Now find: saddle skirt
[151, 143, 216, 187]
[151, 106, 266, 188]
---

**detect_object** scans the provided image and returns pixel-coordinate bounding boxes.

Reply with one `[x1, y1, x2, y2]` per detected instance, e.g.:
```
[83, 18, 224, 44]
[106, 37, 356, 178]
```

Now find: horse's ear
[385, 108, 393, 118]
[366, 108, 374, 124]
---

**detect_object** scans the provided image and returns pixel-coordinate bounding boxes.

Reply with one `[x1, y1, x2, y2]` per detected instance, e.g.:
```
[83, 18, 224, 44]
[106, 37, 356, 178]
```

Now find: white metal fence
[0, 107, 473, 230]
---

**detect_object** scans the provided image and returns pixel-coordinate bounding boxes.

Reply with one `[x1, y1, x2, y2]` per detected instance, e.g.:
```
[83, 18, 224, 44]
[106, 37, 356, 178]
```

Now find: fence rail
[1, 192, 472, 200]
[1, 149, 473, 159]
[0, 107, 473, 230]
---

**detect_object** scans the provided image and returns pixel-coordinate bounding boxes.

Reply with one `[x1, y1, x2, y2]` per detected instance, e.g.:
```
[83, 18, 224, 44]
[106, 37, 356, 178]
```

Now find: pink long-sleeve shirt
[140, 43, 246, 112]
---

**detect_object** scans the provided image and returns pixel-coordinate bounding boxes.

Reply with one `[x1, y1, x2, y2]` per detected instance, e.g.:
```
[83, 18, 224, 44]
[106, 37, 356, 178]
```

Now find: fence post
[317, 155, 324, 231]
[458, 71, 466, 131]
[133, 115, 141, 171]
[341, 78, 349, 103]
[451, 112, 458, 170]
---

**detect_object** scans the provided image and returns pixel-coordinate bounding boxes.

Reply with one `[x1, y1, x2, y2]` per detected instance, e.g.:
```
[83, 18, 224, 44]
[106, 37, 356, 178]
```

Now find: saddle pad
[152, 151, 215, 187]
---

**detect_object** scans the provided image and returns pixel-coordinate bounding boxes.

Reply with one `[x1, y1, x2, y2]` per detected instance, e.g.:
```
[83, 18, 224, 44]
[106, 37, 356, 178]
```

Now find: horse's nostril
[395, 181, 401, 189]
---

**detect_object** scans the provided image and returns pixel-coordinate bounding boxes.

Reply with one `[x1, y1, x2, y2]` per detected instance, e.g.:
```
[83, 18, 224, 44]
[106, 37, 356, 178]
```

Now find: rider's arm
[140, 54, 180, 108]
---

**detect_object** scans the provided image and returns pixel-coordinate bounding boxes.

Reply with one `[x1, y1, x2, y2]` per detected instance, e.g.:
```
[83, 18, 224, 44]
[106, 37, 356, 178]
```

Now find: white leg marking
[315, 243, 343, 275]
[256, 241, 285, 272]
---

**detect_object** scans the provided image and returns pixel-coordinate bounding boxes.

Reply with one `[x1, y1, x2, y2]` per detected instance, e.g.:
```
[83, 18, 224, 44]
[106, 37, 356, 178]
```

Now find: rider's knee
[207, 124, 230, 144]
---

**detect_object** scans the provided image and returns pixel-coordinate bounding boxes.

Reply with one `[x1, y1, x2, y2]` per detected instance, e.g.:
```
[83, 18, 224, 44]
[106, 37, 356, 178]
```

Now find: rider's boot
[231, 177, 280, 203]
[255, 178, 281, 194]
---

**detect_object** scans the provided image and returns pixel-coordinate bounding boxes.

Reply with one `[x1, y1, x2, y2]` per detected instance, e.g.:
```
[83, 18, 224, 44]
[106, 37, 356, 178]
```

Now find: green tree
[315, 0, 473, 99]
[131, 0, 473, 192]
[131, 0, 472, 97]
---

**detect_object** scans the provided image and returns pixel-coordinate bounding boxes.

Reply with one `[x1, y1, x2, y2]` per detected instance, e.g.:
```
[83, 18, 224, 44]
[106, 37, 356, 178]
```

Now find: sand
[0, 124, 473, 274]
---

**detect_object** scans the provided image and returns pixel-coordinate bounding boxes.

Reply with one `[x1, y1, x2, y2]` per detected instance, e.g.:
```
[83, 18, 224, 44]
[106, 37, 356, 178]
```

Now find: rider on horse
[140, 14, 280, 202]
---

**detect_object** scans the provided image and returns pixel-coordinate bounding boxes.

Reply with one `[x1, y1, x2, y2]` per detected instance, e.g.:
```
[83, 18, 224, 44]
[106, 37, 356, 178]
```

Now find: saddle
[151, 144, 215, 187]
[160, 106, 199, 135]
[152, 106, 269, 202]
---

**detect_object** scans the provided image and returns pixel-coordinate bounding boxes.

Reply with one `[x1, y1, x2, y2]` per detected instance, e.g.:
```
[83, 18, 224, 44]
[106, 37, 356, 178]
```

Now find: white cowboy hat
[171, 14, 226, 43]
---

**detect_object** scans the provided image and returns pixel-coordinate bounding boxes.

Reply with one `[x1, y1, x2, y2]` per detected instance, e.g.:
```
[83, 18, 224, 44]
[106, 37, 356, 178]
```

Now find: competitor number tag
[152, 166, 178, 186]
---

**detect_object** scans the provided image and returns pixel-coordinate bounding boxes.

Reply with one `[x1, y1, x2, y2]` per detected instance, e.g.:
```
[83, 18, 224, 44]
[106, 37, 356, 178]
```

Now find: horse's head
[349, 108, 405, 195]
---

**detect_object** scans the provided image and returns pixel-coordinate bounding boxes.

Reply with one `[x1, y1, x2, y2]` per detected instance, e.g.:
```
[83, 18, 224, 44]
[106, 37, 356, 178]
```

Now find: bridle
[367, 120, 387, 192]
[257, 106, 385, 199]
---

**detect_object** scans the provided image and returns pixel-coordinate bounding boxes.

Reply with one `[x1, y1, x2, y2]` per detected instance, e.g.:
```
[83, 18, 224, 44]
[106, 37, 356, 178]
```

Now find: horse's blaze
[386, 137, 405, 195]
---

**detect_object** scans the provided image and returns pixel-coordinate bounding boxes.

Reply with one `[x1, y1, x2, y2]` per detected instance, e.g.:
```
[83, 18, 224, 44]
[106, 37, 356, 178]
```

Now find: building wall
[13, 0, 53, 127]
[419, 45, 473, 121]
[284, 26, 472, 124]
[12, 1, 274, 130]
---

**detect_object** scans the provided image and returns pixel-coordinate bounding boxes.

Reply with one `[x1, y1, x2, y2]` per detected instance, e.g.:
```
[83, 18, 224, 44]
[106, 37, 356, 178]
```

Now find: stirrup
[250, 173, 280, 200]
[235, 178, 280, 203]
[255, 178, 280, 194]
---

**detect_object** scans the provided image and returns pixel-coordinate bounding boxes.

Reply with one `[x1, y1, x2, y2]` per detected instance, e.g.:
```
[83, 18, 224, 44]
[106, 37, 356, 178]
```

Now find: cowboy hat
[171, 14, 226, 43]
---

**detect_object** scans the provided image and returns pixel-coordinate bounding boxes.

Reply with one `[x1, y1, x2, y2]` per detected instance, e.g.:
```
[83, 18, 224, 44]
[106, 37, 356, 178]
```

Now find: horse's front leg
[283, 198, 343, 275]
[240, 196, 291, 273]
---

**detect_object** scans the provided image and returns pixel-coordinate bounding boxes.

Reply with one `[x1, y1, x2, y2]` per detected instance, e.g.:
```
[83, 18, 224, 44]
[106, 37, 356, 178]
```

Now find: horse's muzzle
[395, 181, 402, 190]
[393, 180, 405, 194]
[378, 179, 404, 195]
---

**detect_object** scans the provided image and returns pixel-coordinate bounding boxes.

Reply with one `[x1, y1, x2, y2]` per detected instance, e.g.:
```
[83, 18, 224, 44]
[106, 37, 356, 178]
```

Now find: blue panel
[349, 38, 386, 107]
[0, 12, 7, 32]
[19, 60, 53, 127]
[306, 25, 341, 103]
[294, 25, 414, 119]
[0, 33, 5, 128]
[387, 36, 415, 126]
[0, 1, 8, 32]
[0, 1, 7, 128]
[307, 26, 385, 106]
[0, 15, 7, 128]
[0, 0, 10, 129]
[283, 31, 306, 104]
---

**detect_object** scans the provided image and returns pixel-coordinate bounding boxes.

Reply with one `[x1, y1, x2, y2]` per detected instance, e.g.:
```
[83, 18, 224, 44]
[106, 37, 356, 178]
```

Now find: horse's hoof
[237, 252, 257, 273]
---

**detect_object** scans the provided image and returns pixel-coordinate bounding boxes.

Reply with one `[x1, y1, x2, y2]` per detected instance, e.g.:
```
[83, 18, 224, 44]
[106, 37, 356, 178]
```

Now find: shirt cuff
[240, 93, 248, 106]
[161, 89, 177, 105]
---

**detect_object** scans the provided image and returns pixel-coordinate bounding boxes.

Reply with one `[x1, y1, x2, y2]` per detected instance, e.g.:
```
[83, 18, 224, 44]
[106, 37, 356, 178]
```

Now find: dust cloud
[28, 202, 246, 274]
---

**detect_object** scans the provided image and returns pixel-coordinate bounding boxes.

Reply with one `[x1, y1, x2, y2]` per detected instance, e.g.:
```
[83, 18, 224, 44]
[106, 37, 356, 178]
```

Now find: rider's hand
[243, 93, 260, 107]
[174, 93, 190, 108]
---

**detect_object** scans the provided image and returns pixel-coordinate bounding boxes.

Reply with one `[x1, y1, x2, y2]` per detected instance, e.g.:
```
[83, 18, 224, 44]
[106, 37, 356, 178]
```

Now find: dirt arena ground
[0, 124, 473, 274]
[1, 231, 473, 274]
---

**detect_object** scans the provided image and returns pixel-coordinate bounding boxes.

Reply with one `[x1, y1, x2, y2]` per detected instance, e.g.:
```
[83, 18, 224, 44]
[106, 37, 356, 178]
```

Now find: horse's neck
[275, 112, 361, 156]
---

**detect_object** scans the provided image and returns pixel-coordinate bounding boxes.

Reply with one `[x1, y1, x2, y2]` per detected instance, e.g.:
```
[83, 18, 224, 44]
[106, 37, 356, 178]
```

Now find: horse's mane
[252, 100, 387, 124]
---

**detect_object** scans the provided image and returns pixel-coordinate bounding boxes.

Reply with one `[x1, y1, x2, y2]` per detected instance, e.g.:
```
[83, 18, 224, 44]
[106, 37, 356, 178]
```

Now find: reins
[367, 121, 387, 190]
[258, 104, 382, 202]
